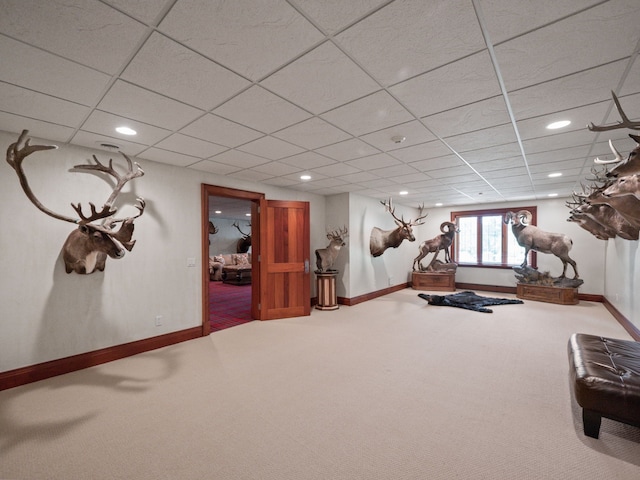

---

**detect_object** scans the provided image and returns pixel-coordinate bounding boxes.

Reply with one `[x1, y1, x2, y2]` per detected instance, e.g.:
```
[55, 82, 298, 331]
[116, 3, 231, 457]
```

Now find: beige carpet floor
[1, 288, 639, 479]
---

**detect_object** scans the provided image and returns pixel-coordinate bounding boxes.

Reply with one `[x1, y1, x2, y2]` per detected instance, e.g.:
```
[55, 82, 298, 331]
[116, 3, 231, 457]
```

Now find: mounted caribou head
[6, 130, 145, 274]
[370, 198, 427, 257]
[232, 220, 251, 253]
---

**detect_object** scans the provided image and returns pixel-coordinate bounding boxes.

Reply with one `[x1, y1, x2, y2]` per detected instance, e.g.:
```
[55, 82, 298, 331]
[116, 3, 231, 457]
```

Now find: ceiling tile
[159, 0, 324, 80]
[0, 0, 148, 74]
[311, 162, 361, 177]
[154, 133, 227, 158]
[368, 163, 420, 178]
[495, 1, 640, 92]
[273, 117, 351, 149]
[98, 80, 204, 130]
[0, 112, 75, 143]
[291, 0, 387, 35]
[479, 0, 604, 45]
[70, 131, 149, 156]
[446, 124, 518, 153]
[335, 0, 485, 85]
[213, 86, 312, 133]
[188, 160, 241, 175]
[103, 0, 170, 25]
[237, 135, 305, 160]
[508, 60, 629, 120]
[0, 83, 90, 127]
[179, 114, 263, 148]
[321, 90, 414, 136]
[408, 154, 465, 172]
[390, 51, 501, 118]
[0, 36, 111, 106]
[280, 151, 337, 169]
[346, 153, 401, 170]
[138, 147, 201, 167]
[422, 96, 511, 139]
[81, 110, 171, 145]
[390, 140, 452, 163]
[359, 120, 437, 152]
[252, 161, 303, 176]
[121, 33, 251, 110]
[227, 169, 275, 182]
[263, 42, 380, 114]
[315, 138, 380, 161]
[210, 149, 271, 169]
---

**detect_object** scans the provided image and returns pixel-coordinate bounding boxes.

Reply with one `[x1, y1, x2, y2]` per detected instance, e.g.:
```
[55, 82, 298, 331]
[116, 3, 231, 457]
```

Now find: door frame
[201, 184, 265, 336]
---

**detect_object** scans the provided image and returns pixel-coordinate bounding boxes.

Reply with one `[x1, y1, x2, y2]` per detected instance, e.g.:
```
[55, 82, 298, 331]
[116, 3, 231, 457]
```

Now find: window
[450, 207, 537, 268]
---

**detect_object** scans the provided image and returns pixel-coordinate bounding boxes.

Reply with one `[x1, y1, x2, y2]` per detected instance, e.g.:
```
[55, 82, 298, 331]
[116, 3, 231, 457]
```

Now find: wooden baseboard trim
[0, 326, 202, 391]
[455, 283, 516, 294]
[339, 283, 409, 306]
[602, 297, 640, 341]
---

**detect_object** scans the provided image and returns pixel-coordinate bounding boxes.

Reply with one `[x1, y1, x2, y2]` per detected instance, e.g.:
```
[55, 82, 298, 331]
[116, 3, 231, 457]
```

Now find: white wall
[0, 130, 326, 372]
[604, 237, 640, 327]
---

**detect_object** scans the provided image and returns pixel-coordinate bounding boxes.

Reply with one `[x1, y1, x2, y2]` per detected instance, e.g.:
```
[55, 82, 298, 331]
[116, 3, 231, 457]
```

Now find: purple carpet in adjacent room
[209, 281, 253, 332]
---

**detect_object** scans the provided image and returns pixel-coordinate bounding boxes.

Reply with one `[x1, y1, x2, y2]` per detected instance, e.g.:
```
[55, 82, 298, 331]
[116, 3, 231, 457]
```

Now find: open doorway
[208, 196, 253, 331]
[201, 185, 264, 335]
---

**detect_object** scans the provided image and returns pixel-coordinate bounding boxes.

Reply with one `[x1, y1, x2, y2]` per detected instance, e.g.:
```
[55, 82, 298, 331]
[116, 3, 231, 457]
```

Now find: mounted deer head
[232, 220, 251, 253]
[6, 130, 145, 274]
[315, 226, 348, 272]
[593, 135, 640, 178]
[588, 91, 640, 132]
[370, 198, 427, 257]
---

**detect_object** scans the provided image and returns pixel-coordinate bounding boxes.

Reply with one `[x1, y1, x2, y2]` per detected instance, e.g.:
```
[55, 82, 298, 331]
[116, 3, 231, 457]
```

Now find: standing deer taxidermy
[504, 210, 578, 279]
[315, 226, 348, 273]
[6, 130, 145, 274]
[412, 221, 459, 271]
[370, 198, 427, 257]
[232, 221, 251, 253]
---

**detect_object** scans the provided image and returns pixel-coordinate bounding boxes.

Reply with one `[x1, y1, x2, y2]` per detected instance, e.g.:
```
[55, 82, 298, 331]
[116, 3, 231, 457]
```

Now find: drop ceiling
[1, 0, 639, 208]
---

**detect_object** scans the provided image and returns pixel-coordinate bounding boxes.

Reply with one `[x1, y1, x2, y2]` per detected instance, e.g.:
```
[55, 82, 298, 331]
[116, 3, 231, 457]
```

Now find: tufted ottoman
[568, 333, 640, 438]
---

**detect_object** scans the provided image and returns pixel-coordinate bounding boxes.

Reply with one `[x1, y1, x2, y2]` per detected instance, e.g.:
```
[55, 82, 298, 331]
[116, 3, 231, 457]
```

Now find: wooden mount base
[316, 271, 339, 310]
[516, 283, 579, 305]
[411, 271, 456, 291]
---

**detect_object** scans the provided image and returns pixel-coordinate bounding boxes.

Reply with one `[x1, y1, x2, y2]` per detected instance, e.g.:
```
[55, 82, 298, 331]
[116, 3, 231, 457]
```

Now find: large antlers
[588, 91, 640, 132]
[381, 197, 427, 226]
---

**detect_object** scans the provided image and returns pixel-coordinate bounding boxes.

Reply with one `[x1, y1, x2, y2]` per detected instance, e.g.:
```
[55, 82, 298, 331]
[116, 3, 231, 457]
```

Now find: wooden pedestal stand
[516, 283, 579, 305]
[411, 271, 456, 291]
[316, 271, 339, 310]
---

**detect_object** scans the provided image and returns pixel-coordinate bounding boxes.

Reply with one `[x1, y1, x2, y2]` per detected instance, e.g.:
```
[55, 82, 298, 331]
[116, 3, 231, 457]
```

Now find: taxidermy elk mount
[6, 130, 145, 274]
[504, 210, 578, 280]
[370, 198, 427, 257]
[567, 90, 640, 240]
[232, 221, 251, 253]
[412, 221, 459, 272]
[315, 226, 348, 273]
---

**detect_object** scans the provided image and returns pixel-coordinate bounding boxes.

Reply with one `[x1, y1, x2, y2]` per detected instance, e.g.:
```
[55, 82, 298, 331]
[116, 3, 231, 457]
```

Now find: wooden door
[258, 199, 310, 320]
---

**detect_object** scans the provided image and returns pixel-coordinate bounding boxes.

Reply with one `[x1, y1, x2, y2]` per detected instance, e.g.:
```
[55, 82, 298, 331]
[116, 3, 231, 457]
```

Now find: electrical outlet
[388, 276, 394, 286]
[155, 315, 163, 326]
[187, 257, 196, 267]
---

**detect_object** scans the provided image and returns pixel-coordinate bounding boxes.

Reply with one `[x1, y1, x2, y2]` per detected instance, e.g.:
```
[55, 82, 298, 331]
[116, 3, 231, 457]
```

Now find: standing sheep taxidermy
[413, 222, 459, 271]
[315, 226, 348, 273]
[504, 210, 579, 281]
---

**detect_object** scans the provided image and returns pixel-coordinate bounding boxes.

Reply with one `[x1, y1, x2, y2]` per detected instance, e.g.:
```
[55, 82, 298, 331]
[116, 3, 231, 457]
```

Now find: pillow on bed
[213, 255, 225, 265]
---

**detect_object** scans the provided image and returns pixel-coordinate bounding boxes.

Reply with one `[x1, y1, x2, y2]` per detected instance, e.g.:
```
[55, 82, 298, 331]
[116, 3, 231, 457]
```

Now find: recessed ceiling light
[214, 210, 222, 214]
[116, 126, 137, 135]
[548, 193, 558, 197]
[399, 190, 408, 195]
[546, 120, 571, 130]
[300, 174, 311, 181]
[548, 172, 563, 178]
[435, 203, 443, 207]
[245, 213, 251, 217]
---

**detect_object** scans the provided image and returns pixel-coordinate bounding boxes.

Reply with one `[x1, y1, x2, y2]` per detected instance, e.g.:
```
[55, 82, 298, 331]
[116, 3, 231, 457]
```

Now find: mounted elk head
[315, 226, 348, 273]
[589, 92, 640, 178]
[232, 221, 251, 253]
[370, 198, 427, 257]
[6, 130, 145, 274]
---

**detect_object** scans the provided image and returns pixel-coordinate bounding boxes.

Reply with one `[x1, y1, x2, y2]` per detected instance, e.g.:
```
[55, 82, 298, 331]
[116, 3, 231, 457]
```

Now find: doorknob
[304, 259, 310, 274]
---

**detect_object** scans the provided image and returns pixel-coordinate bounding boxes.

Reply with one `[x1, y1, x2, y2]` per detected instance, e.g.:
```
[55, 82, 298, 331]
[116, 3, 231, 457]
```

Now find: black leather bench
[568, 333, 640, 438]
